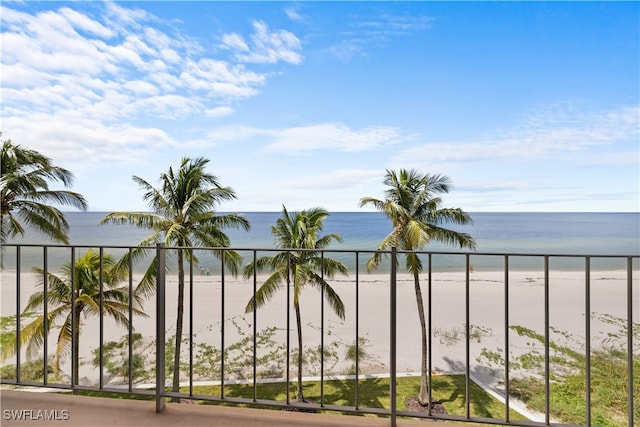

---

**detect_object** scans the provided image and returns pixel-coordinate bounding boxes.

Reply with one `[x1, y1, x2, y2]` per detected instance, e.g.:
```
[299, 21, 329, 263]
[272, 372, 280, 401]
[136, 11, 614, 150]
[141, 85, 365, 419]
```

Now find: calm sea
[3, 212, 639, 272]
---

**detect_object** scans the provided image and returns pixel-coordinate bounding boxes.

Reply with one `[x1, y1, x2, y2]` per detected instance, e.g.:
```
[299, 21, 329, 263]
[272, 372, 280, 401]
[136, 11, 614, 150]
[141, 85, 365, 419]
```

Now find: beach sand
[1, 268, 637, 392]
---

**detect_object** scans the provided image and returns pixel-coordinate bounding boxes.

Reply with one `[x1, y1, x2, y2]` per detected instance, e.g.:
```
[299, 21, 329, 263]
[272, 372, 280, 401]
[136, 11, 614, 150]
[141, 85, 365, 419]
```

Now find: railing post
[43, 246, 48, 386]
[585, 256, 591, 426]
[99, 247, 104, 389]
[627, 256, 634, 427]
[465, 253, 471, 419]
[389, 247, 397, 427]
[15, 246, 21, 384]
[544, 255, 550, 425]
[156, 243, 166, 413]
[70, 247, 76, 389]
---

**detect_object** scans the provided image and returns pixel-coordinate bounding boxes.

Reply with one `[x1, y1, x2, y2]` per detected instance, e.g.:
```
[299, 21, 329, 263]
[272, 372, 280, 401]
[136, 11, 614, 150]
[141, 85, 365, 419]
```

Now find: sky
[1, 1, 639, 213]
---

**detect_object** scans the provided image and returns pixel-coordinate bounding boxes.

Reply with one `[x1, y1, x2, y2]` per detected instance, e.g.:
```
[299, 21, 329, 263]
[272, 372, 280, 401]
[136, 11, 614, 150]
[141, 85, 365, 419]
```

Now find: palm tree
[99, 157, 250, 398]
[243, 206, 348, 402]
[0, 136, 88, 248]
[1, 250, 144, 383]
[359, 169, 476, 406]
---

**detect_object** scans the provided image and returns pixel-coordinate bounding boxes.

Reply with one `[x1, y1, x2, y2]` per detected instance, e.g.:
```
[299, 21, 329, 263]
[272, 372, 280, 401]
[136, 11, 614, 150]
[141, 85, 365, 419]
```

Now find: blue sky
[1, 1, 638, 212]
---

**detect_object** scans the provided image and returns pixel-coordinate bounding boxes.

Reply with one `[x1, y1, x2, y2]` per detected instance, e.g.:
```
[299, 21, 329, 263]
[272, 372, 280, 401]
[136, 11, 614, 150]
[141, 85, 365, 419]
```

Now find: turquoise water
[3, 212, 639, 272]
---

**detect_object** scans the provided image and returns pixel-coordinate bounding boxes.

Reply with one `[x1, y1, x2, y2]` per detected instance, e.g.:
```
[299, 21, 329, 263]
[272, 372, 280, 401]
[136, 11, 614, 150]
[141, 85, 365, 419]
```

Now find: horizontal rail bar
[3, 243, 639, 258]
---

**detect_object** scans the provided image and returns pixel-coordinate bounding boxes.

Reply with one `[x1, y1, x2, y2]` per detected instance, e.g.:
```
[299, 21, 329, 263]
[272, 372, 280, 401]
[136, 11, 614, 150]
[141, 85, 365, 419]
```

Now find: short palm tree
[99, 157, 250, 398]
[1, 250, 144, 383]
[0, 136, 87, 248]
[244, 206, 348, 402]
[359, 169, 476, 406]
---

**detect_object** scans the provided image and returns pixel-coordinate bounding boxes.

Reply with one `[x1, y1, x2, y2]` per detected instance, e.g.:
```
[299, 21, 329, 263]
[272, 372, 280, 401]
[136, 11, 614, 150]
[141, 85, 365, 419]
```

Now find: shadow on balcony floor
[0, 389, 459, 427]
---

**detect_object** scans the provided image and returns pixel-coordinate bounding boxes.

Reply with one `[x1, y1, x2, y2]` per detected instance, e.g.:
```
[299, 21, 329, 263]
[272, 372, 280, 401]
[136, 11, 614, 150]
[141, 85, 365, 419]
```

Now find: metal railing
[0, 243, 637, 427]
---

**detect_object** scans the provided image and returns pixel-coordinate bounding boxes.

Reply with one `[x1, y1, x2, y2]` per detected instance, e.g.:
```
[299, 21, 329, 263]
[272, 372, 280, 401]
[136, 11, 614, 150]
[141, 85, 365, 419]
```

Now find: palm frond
[99, 212, 168, 231]
[1, 138, 87, 245]
[405, 252, 424, 275]
[53, 316, 73, 375]
[25, 190, 87, 211]
[307, 272, 346, 320]
[12, 201, 70, 243]
[245, 269, 286, 312]
[365, 231, 397, 272]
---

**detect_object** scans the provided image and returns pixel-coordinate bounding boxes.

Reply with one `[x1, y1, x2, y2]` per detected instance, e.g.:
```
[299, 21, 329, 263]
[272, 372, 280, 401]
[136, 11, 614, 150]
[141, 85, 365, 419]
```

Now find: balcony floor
[1, 390, 464, 427]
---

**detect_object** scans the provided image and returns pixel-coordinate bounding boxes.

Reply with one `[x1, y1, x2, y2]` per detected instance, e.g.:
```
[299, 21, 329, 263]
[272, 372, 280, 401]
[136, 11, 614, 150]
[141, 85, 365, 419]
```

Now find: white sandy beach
[1, 268, 638, 390]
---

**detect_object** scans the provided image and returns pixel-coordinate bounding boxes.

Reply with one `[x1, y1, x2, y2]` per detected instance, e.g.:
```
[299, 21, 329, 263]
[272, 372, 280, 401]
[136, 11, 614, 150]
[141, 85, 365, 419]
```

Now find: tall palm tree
[0, 136, 88, 248]
[99, 157, 250, 398]
[244, 206, 347, 402]
[359, 169, 476, 406]
[1, 250, 144, 383]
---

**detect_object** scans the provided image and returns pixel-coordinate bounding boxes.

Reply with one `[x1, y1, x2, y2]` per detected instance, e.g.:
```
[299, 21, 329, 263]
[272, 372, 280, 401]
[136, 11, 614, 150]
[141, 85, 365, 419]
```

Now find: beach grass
[70, 375, 526, 421]
[508, 350, 639, 427]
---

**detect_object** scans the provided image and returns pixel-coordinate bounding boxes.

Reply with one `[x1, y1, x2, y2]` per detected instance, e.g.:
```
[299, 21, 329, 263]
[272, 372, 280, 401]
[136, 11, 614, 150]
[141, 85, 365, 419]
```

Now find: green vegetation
[0, 358, 53, 382]
[478, 314, 639, 427]
[191, 317, 288, 380]
[1, 250, 144, 383]
[100, 157, 250, 400]
[93, 333, 151, 383]
[243, 206, 348, 402]
[189, 374, 527, 421]
[360, 169, 476, 405]
[93, 315, 372, 387]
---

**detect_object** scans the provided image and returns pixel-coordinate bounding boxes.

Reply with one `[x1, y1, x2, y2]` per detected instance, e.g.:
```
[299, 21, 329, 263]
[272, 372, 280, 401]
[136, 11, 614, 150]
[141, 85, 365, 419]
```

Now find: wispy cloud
[353, 14, 435, 36]
[392, 105, 640, 166]
[267, 123, 408, 153]
[220, 20, 303, 65]
[328, 39, 366, 62]
[207, 122, 413, 153]
[284, 4, 306, 23]
[328, 10, 434, 61]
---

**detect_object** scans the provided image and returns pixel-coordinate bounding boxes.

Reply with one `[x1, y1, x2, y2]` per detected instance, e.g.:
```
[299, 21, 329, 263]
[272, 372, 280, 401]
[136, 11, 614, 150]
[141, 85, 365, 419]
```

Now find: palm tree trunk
[413, 270, 430, 406]
[171, 248, 185, 402]
[294, 301, 304, 401]
[73, 308, 81, 389]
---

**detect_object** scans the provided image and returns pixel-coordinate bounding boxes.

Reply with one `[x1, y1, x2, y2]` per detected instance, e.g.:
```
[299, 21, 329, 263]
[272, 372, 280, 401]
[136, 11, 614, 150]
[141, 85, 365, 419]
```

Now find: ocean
[3, 212, 639, 273]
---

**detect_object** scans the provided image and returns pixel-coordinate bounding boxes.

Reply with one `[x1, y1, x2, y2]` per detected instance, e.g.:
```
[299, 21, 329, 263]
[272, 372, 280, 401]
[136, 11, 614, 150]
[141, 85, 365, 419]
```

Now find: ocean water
[3, 212, 639, 273]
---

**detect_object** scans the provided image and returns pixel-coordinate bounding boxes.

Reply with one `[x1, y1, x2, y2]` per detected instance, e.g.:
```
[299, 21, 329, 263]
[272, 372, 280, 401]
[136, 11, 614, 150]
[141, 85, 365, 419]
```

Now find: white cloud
[1, 3, 304, 169]
[123, 80, 160, 96]
[178, 58, 265, 97]
[58, 7, 115, 38]
[392, 105, 640, 166]
[266, 123, 409, 153]
[355, 14, 435, 35]
[205, 106, 235, 118]
[221, 20, 303, 65]
[130, 94, 203, 119]
[3, 113, 177, 166]
[329, 11, 434, 61]
[328, 39, 366, 61]
[104, 2, 152, 29]
[206, 122, 411, 153]
[221, 33, 249, 51]
[284, 5, 306, 23]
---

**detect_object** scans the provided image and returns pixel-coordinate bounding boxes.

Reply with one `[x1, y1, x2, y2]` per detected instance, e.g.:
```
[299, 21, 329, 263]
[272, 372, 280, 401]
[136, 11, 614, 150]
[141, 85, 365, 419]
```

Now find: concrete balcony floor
[1, 390, 471, 427]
